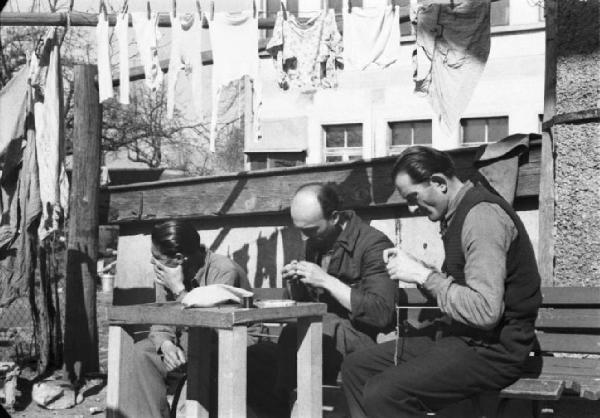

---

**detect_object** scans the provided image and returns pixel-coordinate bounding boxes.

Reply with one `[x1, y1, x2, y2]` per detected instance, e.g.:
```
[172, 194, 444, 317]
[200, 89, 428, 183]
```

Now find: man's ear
[173, 252, 186, 265]
[430, 174, 448, 193]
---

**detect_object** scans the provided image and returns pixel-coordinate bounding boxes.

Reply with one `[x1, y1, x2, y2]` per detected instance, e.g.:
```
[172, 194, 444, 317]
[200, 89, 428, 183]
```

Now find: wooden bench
[397, 286, 600, 417]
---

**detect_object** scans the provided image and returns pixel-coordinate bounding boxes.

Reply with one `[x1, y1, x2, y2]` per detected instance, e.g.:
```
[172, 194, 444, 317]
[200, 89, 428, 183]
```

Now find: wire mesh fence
[0, 297, 37, 363]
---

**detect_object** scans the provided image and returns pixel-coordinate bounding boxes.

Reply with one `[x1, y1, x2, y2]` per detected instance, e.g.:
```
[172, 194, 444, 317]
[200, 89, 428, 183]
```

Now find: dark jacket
[305, 211, 397, 337]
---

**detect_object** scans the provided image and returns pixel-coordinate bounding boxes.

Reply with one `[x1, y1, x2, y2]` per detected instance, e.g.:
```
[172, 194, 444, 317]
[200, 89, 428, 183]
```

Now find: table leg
[187, 327, 212, 418]
[297, 316, 323, 418]
[218, 326, 247, 418]
[106, 325, 135, 418]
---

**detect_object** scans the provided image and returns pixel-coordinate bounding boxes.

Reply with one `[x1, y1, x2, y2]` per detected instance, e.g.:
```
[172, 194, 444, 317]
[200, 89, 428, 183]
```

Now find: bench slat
[541, 287, 600, 307]
[500, 379, 564, 400]
[537, 333, 600, 354]
[523, 356, 600, 378]
[536, 308, 600, 329]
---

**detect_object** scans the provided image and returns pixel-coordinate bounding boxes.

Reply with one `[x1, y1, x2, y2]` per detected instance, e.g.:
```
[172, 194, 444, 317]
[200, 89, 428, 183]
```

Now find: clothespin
[172, 0, 176, 18]
[195, 0, 202, 16]
[281, 1, 287, 20]
[210, 1, 215, 21]
[147, 1, 151, 19]
[99, 0, 107, 19]
[253, 0, 257, 18]
[348, 0, 352, 14]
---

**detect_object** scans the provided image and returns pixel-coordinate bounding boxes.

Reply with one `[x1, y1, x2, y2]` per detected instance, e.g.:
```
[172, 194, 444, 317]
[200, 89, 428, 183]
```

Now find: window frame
[460, 116, 509, 146]
[322, 123, 364, 163]
[387, 119, 433, 154]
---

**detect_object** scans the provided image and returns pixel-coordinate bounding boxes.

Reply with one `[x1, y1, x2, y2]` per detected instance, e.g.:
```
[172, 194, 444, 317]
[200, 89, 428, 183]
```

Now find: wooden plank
[186, 328, 211, 418]
[106, 326, 136, 418]
[109, 301, 327, 328]
[500, 379, 564, 400]
[295, 316, 323, 418]
[64, 64, 101, 379]
[0, 11, 277, 28]
[523, 356, 600, 378]
[542, 108, 600, 131]
[536, 308, 600, 329]
[538, 0, 557, 286]
[218, 326, 247, 418]
[540, 287, 600, 306]
[537, 333, 600, 355]
[106, 139, 541, 224]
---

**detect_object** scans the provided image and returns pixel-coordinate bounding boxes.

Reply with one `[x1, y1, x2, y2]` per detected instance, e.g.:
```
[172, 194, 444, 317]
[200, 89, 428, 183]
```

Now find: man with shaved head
[259, 182, 398, 415]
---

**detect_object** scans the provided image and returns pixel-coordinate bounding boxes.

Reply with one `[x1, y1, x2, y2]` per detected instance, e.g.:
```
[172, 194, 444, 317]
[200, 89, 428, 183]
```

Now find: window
[260, 0, 280, 38]
[323, 124, 363, 162]
[491, 0, 509, 26]
[460, 117, 508, 145]
[388, 120, 432, 153]
[247, 152, 306, 171]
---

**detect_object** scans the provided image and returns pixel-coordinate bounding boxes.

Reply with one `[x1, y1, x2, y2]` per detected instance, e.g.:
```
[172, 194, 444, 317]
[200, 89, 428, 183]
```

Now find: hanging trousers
[342, 335, 523, 418]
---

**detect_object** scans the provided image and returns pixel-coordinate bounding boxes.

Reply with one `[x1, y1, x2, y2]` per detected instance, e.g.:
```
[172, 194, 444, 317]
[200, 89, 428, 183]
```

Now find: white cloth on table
[181, 283, 253, 308]
[96, 13, 113, 102]
[131, 12, 164, 91]
[412, 0, 491, 140]
[208, 9, 260, 152]
[115, 12, 130, 105]
[167, 11, 204, 119]
[343, 0, 401, 71]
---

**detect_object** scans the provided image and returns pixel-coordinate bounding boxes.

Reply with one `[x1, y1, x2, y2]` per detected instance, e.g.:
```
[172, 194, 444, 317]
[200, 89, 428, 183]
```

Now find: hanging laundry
[32, 31, 69, 241]
[411, 0, 491, 140]
[96, 12, 113, 102]
[208, 9, 260, 152]
[167, 10, 204, 119]
[343, 0, 401, 71]
[132, 12, 164, 91]
[115, 12, 130, 105]
[267, 9, 342, 91]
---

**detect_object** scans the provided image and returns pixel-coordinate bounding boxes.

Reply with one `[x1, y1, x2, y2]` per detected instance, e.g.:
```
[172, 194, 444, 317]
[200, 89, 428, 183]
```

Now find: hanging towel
[208, 9, 260, 152]
[267, 9, 342, 91]
[33, 31, 69, 241]
[167, 11, 204, 119]
[96, 13, 113, 102]
[412, 0, 491, 141]
[132, 12, 164, 91]
[115, 12, 130, 104]
[342, 1, 401, 71]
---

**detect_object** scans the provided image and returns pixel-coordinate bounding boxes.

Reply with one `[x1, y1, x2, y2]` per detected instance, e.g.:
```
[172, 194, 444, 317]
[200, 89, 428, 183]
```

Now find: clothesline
[0, 10, 411, 29]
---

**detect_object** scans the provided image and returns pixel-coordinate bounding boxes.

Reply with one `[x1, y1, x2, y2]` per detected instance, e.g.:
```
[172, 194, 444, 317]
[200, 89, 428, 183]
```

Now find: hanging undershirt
[208, 9, 260, 152]
[33, 31, 69, 241]
[132, 12, 164, 91]
[411, 0, 491, 140]
[115, 12, 130, 105]
[343, 1, 401, 71]
[96, 13, 113, 102]
[167, 11, 204, 119]
[267, 10, 342, 91]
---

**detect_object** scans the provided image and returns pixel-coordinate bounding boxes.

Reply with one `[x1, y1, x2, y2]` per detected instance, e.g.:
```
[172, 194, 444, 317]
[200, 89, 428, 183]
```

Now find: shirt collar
[334, 210, 360, 252]
[441, 180, 473, 234]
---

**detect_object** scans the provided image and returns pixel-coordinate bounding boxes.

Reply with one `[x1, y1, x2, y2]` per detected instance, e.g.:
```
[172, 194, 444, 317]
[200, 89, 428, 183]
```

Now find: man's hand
[151, 258, 185, 296]
[384, 248, 433, 285]
[295, 261, 335, 290]
[160, 340, 186, 372]
[282, 260, 300, 280]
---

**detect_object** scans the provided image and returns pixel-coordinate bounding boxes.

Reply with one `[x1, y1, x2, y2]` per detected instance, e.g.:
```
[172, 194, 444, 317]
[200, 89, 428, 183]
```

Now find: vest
[442, 184, 542, 363]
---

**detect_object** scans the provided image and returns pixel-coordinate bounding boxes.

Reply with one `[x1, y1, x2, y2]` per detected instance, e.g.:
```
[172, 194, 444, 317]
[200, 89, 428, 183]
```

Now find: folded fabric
[181, 283, 253, 308]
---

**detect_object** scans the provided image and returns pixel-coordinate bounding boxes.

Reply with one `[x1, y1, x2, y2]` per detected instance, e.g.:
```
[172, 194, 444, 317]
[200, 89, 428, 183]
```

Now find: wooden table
[106, 301, 327, 418]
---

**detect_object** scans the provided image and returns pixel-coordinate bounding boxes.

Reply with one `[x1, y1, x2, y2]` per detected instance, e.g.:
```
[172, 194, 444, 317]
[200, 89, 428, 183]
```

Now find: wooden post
[295, 316, 323, 418]
[538, 0, 557, 286]
[63, 64, 102, 381]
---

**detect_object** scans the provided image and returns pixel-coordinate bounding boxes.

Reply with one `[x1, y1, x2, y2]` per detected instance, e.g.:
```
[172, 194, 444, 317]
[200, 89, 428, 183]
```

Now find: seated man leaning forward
[131, 219, 251, 418]
[271, 183, 398, 411]
[342, 146, 542, 418]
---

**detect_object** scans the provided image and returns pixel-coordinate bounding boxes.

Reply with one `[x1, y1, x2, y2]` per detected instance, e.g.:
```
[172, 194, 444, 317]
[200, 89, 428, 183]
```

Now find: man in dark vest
[342, 146, 542, 417]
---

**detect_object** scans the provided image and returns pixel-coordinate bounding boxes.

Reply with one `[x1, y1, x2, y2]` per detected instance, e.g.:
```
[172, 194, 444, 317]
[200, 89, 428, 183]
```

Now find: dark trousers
[342, 335, 522, 418]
